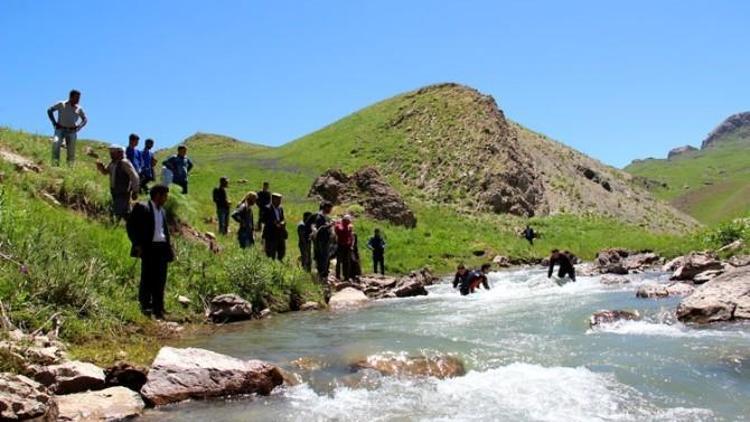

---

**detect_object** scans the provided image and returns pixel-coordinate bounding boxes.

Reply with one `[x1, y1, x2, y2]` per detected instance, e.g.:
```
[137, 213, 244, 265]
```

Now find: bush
[703, 219, 749, 248]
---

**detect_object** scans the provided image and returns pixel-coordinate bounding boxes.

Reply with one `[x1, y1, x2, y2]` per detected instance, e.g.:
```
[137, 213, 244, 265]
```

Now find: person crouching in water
[456, 264, 492, 296]
[548, 249, 576, 282]
[232, 192, 256, 248]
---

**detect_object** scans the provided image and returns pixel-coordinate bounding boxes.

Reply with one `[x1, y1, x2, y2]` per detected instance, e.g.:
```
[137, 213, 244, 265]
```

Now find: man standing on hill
[298, 211, 313, 272]
[262, 193, 287, 260]
[139, 138, 156, 193]
[126, 185, 174, 320]
[256, 182, 271, 231]
[522, 225, 537, 246]
[126, 134, 143, 175]
[548, 249, 576, 282]
[334, 215, 355, 280]
[212, 177, 230, 235]
[232, 191, 256, 248]
[367, 228, 387, 275]
[162, 145, 193, 194]
[47, 89, 87, 166]
[96, 145, 140, 221]
[312, 201, 334, 281]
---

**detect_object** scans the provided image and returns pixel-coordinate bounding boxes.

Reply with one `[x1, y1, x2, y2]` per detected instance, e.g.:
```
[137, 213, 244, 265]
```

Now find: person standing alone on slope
[367, 228, 387, 275]
[47, 89, 87, 166]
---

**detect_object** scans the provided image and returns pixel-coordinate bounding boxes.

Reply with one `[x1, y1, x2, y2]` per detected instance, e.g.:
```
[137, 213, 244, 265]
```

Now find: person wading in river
[460, 263, 492, 295]
[548, 249, 576, 282]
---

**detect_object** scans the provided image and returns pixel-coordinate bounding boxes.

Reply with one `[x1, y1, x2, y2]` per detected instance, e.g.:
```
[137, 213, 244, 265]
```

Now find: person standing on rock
[298, 212, 313, 271]
[47, 89, 88, 166]
[311, 201, 335, 281]
[232, 191, 256, 248]
[125, 133, 143, 176]
[162, 145, 193, 194]
[522, 225, 536, 246]
[262, 193, 287, 260]
[139, 138, 156, 193]
[367, 228, 387, 275]
[95, 145, 140, 221]
[256, 182, 271, 231]
[548, 249, 576, 282]
[213, 177, 231, 235]
[335, 215, 355, 280]
[126, 185, 174, 319]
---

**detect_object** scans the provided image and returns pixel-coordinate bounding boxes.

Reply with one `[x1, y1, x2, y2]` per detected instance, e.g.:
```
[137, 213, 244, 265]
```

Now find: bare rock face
[140, 347, 284, 406]
[309, 167, 417, 228]
[208, 294, 253, 322]
[670, 253, 723, 281]
[589, 310, 640, 327]
[667, 145, 698, 159]
[30, 360, 106, 395]
[104, 362, 148, 392]
[56, 387, 144, 422]
[352, 353, 465, 379]
[328, 287, 370, 310]
[701, 111, 750, 149]
[676, 266, 750, 324]
[0, 373, 58, 421]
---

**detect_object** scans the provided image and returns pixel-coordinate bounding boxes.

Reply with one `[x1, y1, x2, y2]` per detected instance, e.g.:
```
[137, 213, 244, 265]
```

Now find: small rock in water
[259, 308, 272, 319]
[352, 353, 465, 379]
[589, 309, 640, 327]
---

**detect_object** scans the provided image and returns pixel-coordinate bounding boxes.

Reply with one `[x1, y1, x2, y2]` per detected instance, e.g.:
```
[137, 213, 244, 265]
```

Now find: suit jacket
[262, 205, 287, 240]
[126, 201, 174, 261]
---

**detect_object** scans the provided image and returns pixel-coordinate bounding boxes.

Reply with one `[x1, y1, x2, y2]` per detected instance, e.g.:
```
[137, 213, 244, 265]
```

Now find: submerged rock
[352, 354, 465, 379]
[208, 294, 253, 322]
[589, 310, 640, 327]
[140, 347, 283, 406]
[30, 360, 106, 395]
[328, 287, 370, 310]
[676, 266, 750, 324]
[0, 373, 58, 421]
[56, 386, 144, 421]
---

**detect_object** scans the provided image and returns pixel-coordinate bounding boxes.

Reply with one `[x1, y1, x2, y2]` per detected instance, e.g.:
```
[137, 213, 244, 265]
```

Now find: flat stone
[56, 386, 144, 421]
[31, 360, 106, 395]
[328, 287, 370, 310]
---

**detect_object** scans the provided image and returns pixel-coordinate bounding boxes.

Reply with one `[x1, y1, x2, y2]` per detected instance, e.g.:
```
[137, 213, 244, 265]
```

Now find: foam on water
[589, 319, 750, 339]
[280, 363, 713, 422]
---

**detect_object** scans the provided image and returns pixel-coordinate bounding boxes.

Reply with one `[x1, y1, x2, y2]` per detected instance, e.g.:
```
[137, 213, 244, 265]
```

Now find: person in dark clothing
[126, 185, 174, 319]
[298, 212, 313, 271]
[212, 177, 230, 235]
[334, 215, 355, 280]
[367, 228, 387, 275]
[262, 193, 287, 260]
[522, 225, 536, 246]
[452, 263, 469, 289]
[256, 182, 271, 231]
[311, 201, 334, 281]
[460, 264, 492, 296]
[548, 249, 576, 282]
[232, 191, 256, 248]
[351, 233, 362, 279]
[139, 138, 156, 193]
[162, 145, 193, 194]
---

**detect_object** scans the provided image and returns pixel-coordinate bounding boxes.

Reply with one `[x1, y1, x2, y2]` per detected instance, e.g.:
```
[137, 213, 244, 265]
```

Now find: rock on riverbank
[676, 266, 750, 324]
[0, 373, 58, 421]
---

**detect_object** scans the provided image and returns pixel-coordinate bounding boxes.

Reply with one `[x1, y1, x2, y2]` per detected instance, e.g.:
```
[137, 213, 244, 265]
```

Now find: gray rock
[589, 310, 640, 327]
[208, 294, 253, 322]
[600, 274, 630, 285]
[693, 269, 725, 284]
[328, 288, 370, 310]
[104, 362, 148, 392]
[30, 360, 106, 395]
[140, 347, 283, 406]
[56, 386, 144, 421]
[728, 255, 750, 267]
[677, 266, 750, 323]
[299, 301, 320, 311]
[636, 282, 694, 299]
[352, 354, 465, 379]
[0, 373, 58, 421]
[671, 253, 723, 281]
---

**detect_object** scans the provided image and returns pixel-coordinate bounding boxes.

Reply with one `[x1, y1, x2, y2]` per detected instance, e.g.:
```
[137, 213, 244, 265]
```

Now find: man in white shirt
[126, 185, 174, 319]
[47, 89, 87, 166]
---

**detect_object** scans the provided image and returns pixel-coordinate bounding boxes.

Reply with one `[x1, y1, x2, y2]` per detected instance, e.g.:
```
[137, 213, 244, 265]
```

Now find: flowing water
[142, 268, 750, 421]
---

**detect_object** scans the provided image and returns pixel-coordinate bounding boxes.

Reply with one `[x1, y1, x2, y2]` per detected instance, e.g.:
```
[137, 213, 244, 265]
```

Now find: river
[142, 268, 750, 421]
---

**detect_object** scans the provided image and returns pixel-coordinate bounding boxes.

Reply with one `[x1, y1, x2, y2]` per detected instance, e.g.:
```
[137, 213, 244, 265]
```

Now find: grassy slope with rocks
[625, 114, 750, 225]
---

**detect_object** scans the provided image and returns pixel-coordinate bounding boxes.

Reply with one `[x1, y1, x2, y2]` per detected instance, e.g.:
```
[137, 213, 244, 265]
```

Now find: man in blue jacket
[162, 145, 194, 194]
[139, 138, 156, 193]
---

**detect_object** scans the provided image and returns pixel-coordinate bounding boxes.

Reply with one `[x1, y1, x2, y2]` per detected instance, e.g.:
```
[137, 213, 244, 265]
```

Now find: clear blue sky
[2, 1, 748, 167]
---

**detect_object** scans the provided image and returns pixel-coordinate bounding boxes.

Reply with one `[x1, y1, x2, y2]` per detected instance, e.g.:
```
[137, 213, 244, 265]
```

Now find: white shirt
[151, 201, 167, 243]
[50, 101, 85, 128]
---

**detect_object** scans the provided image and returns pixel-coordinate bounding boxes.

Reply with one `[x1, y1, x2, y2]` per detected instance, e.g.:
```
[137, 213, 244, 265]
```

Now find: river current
[143, 268, 750, 421]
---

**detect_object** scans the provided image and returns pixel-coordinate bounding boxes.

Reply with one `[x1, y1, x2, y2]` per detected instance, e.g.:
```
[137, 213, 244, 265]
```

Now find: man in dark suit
[262, 193, 286, 260]
[126, 185, 174, 319]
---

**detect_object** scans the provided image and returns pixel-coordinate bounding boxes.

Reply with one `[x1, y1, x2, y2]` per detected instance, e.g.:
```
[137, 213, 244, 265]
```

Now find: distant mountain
[625, 111, 750, 224]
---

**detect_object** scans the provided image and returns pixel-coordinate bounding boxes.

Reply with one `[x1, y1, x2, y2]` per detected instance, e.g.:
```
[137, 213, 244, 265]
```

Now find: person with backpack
[232, 191, 256, 248]
[212, 177, 230, 235]
[297, 212, 313, 272]
[366, 228, 387, 275]
[162, 145, 193, 194]
[95, 144, 140, 221]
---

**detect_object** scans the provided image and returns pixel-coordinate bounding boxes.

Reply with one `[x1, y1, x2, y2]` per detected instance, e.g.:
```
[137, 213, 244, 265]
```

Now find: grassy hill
[625, 112, 750, 225]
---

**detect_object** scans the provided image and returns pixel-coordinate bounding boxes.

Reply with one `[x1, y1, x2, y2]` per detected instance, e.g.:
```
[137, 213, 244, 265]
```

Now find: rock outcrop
[0, 373, 58, 421]
[56, 387, 144, 422]
[30, 360, 106, 395]
[667, 145, 698, 159]
[140, 347, 284, 406]
[701, 111, 750, 149]
[208, 294, 253, 322]
[676, 266, 750, 324]
[309, 167, 417, 227]
[594, 249, 660, 274]
[589, 310, 640, 327]
[352, 353, 465, 379]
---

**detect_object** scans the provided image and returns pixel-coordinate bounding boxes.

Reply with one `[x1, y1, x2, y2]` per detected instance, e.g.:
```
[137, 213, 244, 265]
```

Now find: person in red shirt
[334, 215, 355, 280]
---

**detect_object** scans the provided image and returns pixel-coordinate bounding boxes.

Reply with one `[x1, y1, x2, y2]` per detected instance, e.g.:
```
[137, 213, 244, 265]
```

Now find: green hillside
[625, 112, 750, 225]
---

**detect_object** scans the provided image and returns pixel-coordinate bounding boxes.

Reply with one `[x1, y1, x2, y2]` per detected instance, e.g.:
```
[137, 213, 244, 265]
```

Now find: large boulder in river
[636, 282, 695, 299]
[623, 252, 660, 271]
[670, 252, 723, 281]
[309, 167, 417, 228]
[30, 360, 106, 395]
[56, 387, 144, 421]
[589, 310, 640, 327]
[208, 294, 253, 322]
[676, 266, 750, 324]
[0, 373, 58, 421]
[140, 347, 283, 406]
[328, 287, 370, 310]
[352, 354, 465, 379]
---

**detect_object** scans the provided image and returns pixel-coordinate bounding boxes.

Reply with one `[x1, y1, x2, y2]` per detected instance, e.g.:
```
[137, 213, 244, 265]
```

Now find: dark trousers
[174, 180, 188, 194]
[373, 251, 385, 275]
[139, 174, 154, 194]
[314, 240, 331, 281]
[238, 227, 254, 248]
[138, 243, 170, 317]
[299, 240, 312, 272]
[216, 207, 229, 235]
[264, 236, 286, 260]
[336, 245, 353, 280]
[559, 267, 576, 281]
